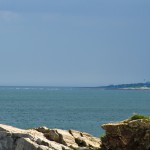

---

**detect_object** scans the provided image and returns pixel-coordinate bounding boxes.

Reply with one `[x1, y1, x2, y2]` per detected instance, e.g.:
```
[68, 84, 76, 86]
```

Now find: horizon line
[0, 85, 97, 88]
[0, 81, 149, 88]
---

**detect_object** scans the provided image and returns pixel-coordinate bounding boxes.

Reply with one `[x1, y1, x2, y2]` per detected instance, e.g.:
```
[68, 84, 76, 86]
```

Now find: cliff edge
[101, 114, 150, 150]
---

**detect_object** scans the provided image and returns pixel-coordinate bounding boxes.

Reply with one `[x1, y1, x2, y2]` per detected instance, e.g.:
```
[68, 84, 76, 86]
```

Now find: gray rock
[0, 124, 101, 150]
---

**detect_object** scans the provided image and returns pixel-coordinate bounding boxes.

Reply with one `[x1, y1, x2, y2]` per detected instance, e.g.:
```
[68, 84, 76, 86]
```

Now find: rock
[69, 130, 101, 149]
[101, 119, 150, 150]
[35, 127, 101, 150]
[0, 124, 71, 150]
[15, 138, 39, 150]
[0, 124, 101, 150]
[35, 127, 78, 149]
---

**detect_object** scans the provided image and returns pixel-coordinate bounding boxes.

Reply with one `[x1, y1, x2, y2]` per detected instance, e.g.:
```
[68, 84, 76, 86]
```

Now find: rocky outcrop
[35, 127, 101, 149]
[0, 124, 101, 150]
[2, 115, 150, 150]
[101, 119, 150, 150]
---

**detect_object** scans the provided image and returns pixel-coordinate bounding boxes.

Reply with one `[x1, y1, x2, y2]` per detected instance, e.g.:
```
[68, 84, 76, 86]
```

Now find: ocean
[0, 87, 150, 137]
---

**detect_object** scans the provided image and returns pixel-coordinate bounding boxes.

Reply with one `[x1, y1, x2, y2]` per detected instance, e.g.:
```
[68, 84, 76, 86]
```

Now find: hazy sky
[0, 0, 149, 86]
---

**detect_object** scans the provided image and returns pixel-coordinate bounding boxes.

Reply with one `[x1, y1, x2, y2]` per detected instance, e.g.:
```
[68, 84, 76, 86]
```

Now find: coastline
[1, 114, 150, 150]
[106, 87, 150, 90]
[119, 87, 150, 90]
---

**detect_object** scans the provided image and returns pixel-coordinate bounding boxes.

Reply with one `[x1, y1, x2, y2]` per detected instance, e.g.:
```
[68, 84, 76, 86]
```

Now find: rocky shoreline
[0, 124, 101, 150]
[0, 115, 150, 150]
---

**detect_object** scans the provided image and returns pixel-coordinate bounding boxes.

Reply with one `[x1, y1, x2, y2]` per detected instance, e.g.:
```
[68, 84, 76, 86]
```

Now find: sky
[0, 0, 150, 86]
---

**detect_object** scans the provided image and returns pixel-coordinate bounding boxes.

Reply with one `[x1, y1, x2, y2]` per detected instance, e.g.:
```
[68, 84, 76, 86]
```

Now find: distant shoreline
[119, 87, 150, 90]
[98, 82, 150, 90]
[97, 87, 150, 90]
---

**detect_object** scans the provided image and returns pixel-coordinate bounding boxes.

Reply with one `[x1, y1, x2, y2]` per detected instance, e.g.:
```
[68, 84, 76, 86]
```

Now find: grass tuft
[128, 114, 150, 121]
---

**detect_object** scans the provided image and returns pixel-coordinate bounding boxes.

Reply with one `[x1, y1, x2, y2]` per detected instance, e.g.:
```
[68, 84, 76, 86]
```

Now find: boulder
[101, 119, 150, 150]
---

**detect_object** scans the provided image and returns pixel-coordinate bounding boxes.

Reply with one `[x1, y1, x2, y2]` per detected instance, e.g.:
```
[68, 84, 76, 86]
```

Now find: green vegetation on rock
[128, 114, 150, 122]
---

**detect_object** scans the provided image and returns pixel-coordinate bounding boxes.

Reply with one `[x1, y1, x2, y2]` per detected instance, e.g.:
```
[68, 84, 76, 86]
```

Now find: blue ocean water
[0, 87, 150, 137]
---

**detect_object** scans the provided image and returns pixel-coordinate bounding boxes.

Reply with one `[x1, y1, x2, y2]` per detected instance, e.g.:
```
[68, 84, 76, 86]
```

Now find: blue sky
[0, 0, 150, 86]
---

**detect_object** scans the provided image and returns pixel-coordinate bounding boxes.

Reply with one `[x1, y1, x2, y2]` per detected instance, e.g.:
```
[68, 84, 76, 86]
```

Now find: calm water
[0, 87, 150, 137]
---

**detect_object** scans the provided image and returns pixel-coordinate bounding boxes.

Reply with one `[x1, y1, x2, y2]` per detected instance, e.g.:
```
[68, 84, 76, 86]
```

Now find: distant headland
[98, 82, 150, 90]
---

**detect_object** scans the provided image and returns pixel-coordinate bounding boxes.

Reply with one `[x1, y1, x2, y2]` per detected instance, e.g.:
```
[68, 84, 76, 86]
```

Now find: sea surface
[0, 87, 150, 137]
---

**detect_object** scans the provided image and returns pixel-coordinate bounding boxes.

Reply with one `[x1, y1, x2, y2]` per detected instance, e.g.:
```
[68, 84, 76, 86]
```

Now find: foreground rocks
[101, 118, 150, 150]
[1, 115, 150, 150]
[0, 124, 101, 150]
